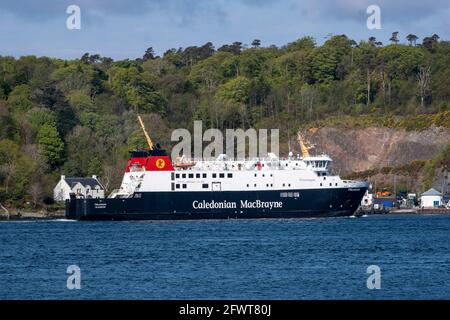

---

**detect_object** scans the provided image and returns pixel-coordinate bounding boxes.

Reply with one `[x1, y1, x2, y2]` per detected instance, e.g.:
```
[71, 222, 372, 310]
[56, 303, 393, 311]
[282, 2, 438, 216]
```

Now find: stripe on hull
[66, 187, 367, 220]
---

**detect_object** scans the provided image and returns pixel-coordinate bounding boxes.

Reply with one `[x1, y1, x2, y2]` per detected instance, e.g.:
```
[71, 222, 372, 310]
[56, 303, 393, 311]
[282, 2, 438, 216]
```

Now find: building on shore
[54, 175, 105, 201]
[420, 188, 443, 209]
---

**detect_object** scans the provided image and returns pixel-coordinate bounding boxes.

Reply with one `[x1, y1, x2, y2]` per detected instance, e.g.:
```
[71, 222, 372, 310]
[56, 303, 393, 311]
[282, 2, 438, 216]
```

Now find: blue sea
[0, 215, 449, 300]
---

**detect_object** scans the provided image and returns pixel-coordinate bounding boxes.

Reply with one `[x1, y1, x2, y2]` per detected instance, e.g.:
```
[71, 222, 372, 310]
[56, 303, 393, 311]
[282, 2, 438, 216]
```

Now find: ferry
[65, 118, 368, 220]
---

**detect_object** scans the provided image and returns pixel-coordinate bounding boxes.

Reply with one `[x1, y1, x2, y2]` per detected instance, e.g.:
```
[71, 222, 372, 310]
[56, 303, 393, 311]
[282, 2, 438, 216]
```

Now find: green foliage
[127, 129, 148, 151]
[50, 62, 94, 94]
[87, 157, 103, 176]
[67, 90, 95, 113]
[37, 124, 65, 167]
[378, 45, 426, 80]
[306, 111, 450, 131]
[285, 36, 316, 52]
[27, 107, 57, 130]
[421, 141, 450, 191]
[7, 84, 34, 113]
[0, 140, 37, 204]
[215, 76, 251, 104]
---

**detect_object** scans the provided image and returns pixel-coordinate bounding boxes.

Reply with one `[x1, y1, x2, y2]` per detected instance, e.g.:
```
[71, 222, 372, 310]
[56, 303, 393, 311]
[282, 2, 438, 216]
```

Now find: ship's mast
[137, 115, 154, 150]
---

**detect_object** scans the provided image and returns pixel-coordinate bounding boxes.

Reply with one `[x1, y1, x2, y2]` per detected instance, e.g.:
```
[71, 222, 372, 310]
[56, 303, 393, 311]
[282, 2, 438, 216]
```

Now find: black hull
[65, 187, 367, 221]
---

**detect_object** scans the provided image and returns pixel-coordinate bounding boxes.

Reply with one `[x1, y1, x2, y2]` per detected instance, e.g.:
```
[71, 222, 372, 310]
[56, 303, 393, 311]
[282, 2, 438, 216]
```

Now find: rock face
[303, 126, 450, 174]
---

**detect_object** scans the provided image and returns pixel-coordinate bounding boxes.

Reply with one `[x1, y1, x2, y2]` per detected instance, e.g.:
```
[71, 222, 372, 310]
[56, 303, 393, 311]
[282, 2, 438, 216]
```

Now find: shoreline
[0, 210, 65, 221]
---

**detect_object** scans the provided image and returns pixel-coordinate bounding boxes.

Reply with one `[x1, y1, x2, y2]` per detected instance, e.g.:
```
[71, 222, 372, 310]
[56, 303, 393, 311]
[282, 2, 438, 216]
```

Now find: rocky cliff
[302, 125, 450, 175]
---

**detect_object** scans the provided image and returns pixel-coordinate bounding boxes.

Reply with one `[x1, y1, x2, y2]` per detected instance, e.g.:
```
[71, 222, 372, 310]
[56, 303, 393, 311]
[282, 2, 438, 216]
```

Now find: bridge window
[219, 173, 225, 178]
[176, 174, 180, 179]
[171, 173, 175, 180]
[196, 173, 200, 178]
[202, 184, 208, 189]
[227, 173, 233, 178]
[176, 184, 180, 189]
[212, 173, 217, 178]
[182, 174, 186, 179]
[182, 184, 187, 189]
[188, 174, 194, 179]
[203, 173, 207, 178]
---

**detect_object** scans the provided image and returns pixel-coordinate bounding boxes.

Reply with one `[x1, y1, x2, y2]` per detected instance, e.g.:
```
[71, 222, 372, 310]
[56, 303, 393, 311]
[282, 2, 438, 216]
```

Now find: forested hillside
[1, 33, 449, 209]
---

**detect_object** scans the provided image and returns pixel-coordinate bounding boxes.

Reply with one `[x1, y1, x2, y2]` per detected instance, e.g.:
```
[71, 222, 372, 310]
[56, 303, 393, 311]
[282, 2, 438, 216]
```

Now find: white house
[420, 188, 443, 209]
[54, 175, 105, 201]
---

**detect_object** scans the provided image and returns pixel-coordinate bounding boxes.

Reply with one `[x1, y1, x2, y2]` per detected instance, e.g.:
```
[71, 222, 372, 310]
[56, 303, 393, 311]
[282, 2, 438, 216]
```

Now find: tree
[422, 34, 440, 52]
[50, 62, 94, 94]
[7, 84, 34, 113]
[390, 32, 399, 45]
[67, 90, 95, 114]
[251, 39, 261, 48]
[357, 42, 378, 106]
[28, 181, 45, 208]
[406, 34, 418, 46]
[27, 107, 57, 130]
[417, 65, 431, 110]
[143, 47, 156, 61]
[309, 46, 339, 84]
[215, 76, 251, 104]
[218, 42, 243, 55]
[285, 36, 316, 52]
[37, 124, 64, 167]
[0, 140, 36, 203]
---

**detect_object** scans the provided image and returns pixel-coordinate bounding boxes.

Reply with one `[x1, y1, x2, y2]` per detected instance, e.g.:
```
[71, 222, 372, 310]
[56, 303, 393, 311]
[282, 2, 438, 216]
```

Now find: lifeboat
[174, 156, 196, 168]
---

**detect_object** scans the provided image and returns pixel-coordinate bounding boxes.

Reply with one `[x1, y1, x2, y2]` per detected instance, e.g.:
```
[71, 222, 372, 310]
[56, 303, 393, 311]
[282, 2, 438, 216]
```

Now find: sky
[0, 0, 449, 60]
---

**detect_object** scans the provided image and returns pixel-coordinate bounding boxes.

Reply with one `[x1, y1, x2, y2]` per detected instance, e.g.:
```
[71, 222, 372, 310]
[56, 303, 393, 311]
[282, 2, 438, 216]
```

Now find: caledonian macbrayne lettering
[192, 200, 283, 210]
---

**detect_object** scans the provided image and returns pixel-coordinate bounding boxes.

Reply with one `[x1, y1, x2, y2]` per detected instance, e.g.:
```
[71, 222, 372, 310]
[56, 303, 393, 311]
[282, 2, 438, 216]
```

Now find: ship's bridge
[303, 155, 332, 176]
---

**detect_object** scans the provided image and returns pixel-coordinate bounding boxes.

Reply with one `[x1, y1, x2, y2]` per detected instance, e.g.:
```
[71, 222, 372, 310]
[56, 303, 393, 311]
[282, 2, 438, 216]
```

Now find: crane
[297, 133, 311, 158]
[137, 115, 154, 150]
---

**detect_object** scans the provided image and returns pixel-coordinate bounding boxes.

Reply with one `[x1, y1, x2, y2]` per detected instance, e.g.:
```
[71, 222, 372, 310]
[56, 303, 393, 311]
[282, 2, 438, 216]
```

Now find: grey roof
[421, 188, 442, 196]
[65, 178, 104, 189]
